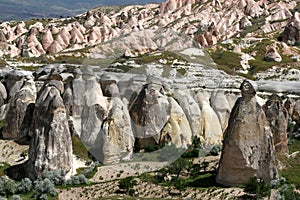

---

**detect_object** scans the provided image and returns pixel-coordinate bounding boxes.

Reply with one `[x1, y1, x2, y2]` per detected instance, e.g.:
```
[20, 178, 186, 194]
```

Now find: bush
[271, 177, 300, 200]
[278, 184, 300, 200]
[12, 195, 22, 200]
[34, 178, 57, 200]
[144, 145, 159, 153]
[0, 176, 17, 196]
[244, 177, 271, 199]
[17, 178, 32, 194]
[119, 177, 137, 194]
[66, 174, 88, 185]
[40, 169, 66, 185]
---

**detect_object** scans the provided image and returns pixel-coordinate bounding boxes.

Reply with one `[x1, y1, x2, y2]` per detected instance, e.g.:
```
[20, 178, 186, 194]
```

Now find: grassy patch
[0, 59, 7, 68]
[133, 51, 187, 65]
[240, 17, 266, 38]
[0, 119, 6, 130]
[209, 48, 243, 76]
[24, 18, 50, 29]
[72, 135, 92, 162]
[0, 162, 10, 176]
[278, 140, 300, 188]
[241, 39, 293, 74]
[76, 166, 98, 179]
[289, 139, 300, 154]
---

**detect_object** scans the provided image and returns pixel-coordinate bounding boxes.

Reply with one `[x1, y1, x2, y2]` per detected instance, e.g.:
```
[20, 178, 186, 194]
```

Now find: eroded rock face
[264, 94, 289, 154]
[216, 80, 278, 186]
[2, 79, 36, 142]
[160, 97, 192, 147]
[71, 68, 134, 164]
[27, 80, 73, 180]
[292, 99, 300, 125]
[94, 97, 135, 164]
[130, 79, 170, 150]
[282, 12, 300, 45]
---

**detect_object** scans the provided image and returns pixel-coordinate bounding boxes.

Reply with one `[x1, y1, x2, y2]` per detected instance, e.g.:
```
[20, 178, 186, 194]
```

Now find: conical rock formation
[216, 80, 278, 186]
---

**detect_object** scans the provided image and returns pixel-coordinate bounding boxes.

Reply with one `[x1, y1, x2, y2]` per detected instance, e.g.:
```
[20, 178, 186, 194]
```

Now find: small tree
[167, 158, 193, 178]
[192, 136, 202, 149]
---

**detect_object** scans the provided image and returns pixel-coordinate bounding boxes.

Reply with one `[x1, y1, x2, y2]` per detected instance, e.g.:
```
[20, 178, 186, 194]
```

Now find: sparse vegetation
[279, 139, 300, 189]
[210, 48, 243, 74]
[0, 60, 7, 68]
[0, 163, 10, 177]
[71, 135, 92, 162]
[118, 177, 137, 196]
[243, 177, 271, 199]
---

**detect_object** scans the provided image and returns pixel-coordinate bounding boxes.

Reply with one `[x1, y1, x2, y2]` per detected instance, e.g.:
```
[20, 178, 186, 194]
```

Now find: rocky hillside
[0, 0, 166, 21]
[0, 0, 299, 81]
[0, 1, 300, 197]
[0, 0, 297, 56]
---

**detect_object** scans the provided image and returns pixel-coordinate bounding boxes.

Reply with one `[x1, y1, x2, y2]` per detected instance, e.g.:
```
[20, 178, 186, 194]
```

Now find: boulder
[27, 80, 73, 180]
[264, 94, 289, 154]
[216, 80, 278, 186]
[264, 46, 282, 62]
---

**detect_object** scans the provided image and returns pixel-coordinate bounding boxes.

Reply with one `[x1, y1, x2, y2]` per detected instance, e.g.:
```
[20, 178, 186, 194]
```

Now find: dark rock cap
[240, 80, 257, 97]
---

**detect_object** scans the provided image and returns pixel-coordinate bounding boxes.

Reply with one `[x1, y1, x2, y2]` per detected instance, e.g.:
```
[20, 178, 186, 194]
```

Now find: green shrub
[0, 176, 17, 196]
[0, 162, 10, 177]
[65, 174, 88, 185]
[243, 177, 271, 199]
[33, 178, 57, 200]
[12, 195, 22, 200]
[17, 178, 32, 194]
[40, 170, 66, 185]
[165, 158, 193, 178]
[208, 145, 222, 156]
[278, 184, 300, 200]
[119, 177, 137, 194]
